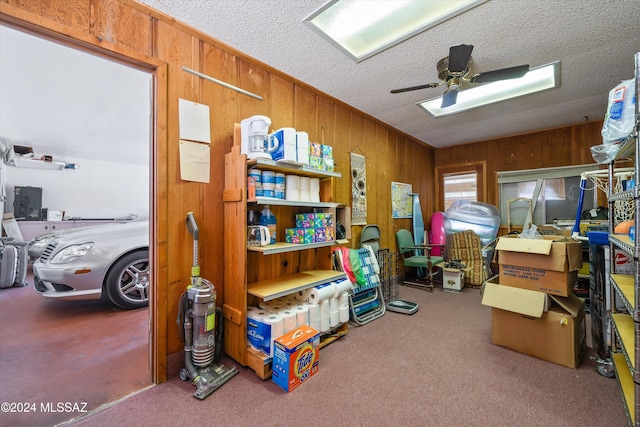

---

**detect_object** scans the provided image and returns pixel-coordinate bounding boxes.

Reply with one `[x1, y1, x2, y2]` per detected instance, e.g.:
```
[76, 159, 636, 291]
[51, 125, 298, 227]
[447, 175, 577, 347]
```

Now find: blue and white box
[270, 127, 297, 163]
[296, 131, 310, 166]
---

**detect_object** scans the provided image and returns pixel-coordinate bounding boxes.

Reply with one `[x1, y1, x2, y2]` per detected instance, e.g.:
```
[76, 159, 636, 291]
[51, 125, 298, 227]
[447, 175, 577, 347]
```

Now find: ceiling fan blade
[441, 87, 459, 108]
[469, 64, 530, 84]
[390, 82, 441, 94]
[447, 44, 473, 74]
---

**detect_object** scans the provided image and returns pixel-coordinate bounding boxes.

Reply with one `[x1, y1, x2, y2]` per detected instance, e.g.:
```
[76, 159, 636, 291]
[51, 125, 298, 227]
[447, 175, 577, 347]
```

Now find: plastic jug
[260, 205, 276, 245]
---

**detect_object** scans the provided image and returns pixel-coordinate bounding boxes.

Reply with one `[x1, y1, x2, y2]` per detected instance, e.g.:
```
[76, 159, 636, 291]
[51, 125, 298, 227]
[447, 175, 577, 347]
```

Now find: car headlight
[30, 236, 53, 249]
[50, 243, 94, 264]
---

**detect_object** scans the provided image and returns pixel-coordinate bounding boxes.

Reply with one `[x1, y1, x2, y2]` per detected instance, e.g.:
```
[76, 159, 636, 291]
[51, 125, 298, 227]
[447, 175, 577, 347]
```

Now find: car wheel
[105, 250, 149, 309]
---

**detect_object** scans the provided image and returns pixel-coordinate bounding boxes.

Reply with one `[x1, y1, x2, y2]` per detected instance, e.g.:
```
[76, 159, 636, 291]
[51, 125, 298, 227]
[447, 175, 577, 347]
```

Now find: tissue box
[285, 228, 314, 244]
[321, 144, 333, 159]
[270, 128, 297, 163]
[296, 213, 315, 228]
[314, 227, 330, 242]
[272, 326, 320, 392]
[314, 213, 334, 228]
[310, 142, 322, 157]
[296, 132, 310, 165]
[309, 156, 324, 170]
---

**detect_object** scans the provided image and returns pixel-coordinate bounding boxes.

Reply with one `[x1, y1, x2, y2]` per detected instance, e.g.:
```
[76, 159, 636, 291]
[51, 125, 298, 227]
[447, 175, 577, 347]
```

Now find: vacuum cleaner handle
[186, 212, 199, 241]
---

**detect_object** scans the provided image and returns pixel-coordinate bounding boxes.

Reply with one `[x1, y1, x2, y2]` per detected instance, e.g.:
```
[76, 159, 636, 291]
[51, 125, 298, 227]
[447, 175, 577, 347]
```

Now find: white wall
[4, 156, 149, 220]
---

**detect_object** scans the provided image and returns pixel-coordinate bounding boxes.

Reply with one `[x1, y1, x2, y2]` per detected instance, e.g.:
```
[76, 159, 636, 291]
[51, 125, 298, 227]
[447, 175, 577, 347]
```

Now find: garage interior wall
[5, 159, 149, 220]
[0, 1, 604, 382]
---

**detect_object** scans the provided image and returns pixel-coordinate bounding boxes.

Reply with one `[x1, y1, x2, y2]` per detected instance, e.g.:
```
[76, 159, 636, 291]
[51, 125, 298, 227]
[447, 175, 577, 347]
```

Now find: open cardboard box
[482, 277, 586, 369]
[495, 235, 582, 296]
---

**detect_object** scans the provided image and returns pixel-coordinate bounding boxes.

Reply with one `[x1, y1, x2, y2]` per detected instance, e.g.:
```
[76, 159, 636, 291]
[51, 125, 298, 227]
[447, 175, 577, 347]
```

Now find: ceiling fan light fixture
[303, 0, 488, 62]
[417, 61, 561, 117]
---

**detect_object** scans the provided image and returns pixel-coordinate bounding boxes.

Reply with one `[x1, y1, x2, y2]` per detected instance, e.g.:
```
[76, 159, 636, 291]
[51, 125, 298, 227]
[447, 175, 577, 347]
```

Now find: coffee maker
[240, 115, 275, 159]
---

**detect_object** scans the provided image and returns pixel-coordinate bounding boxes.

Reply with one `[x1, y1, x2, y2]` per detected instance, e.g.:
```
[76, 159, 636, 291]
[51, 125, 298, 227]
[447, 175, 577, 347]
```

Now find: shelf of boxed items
[606, 52, 640, 427]
[224, 124, 347, 380]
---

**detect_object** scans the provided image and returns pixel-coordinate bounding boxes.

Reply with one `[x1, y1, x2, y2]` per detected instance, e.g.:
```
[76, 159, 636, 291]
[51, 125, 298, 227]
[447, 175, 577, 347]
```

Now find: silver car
[32, 220, 149, 309]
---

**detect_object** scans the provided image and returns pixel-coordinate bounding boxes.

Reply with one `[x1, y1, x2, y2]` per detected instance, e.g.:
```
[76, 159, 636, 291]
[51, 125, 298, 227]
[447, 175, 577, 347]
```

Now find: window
[443, 172, 477, 210]
[497, 164, 601, 228]
[436, 161, 485, 212]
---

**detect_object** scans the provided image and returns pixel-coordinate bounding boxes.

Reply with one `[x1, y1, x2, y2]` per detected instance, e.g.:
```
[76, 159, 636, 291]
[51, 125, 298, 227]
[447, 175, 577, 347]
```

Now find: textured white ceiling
[140, 0, 640, 148]
[1, 0, 639, 164]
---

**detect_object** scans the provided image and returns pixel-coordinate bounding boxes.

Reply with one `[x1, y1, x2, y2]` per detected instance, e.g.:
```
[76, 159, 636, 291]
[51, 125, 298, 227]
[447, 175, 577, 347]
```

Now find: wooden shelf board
[248, 241, 337, 255]
[612, 312, 636, 368]
[247, 157, 341, 178]
[611, 274, 636, 310]
[248, 270, 346, 301]
[250, 197, 339, 208]
[612, 352, 635, 425]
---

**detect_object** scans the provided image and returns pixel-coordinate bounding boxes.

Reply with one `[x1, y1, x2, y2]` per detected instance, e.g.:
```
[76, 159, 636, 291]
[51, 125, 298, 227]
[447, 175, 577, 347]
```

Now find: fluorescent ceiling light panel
[303, 0, 488, 62]
[418, 61, 561, 117]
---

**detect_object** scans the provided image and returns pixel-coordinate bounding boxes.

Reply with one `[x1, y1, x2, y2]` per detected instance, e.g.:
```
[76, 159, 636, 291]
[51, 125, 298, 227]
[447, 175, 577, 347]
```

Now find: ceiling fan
[390, 44, 530, 108]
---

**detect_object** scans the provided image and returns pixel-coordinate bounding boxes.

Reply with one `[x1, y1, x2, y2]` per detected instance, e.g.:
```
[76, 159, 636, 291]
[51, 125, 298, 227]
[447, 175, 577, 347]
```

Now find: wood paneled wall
[0, 0, 435, 381]
[435, 121, 605, 214]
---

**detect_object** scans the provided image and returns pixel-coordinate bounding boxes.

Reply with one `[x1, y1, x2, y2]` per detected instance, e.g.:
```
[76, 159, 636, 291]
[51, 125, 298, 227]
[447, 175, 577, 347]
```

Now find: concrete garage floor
[0, 268, 152, 427]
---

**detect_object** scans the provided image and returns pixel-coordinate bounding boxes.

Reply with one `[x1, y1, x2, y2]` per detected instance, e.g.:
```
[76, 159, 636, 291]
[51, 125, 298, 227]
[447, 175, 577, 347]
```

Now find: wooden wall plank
[91, 0, 152, 55]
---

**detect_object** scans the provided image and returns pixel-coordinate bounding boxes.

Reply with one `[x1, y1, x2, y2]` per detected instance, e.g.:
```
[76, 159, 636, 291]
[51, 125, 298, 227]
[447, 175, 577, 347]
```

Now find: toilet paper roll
[309, 178, 320, 192]
[282, 300, 297, 309]
[299, 176, 311, 191]
[310, 317, 321, 331]
[339, 291, 349, 308]
[281, 309, 297, 334]
[329, 309, 339, 328]
[285, 188, 300, 201]
[309, 192, 320, 203]
[307, 303, 320, 322]
[339, 305, 350, 323]
[248, 309, 268, 322]
[294, 289, 310, 302]
[334, 279, 352, 297]
[329, 296, 338, 313]
[269, 304, 284, 313]
[293, 305, 309, 326]
[319, 299, 330, 332]
[298, 190, 310, 202]
[308, 283, 337, 305]
[263, 313, 284, 356]
[285, 174, 300, 189]
[258, 300, 272, 310]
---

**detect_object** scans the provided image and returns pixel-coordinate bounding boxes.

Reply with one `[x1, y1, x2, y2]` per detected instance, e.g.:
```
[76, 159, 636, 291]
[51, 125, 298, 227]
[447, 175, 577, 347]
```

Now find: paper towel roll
[298, 190, 310, 202]
[334, 279, 352, 297]
[339, 305, 350, 323]
[294, 289, 310, 302]
[299, 176, 311, 191]
[319, 299, 330, 332]
[285, 174, 300, 189]
[309, 178, 320, 192]
[285, 188, 300, 201]
[310, 192, 320, 203]
[293, 305, 309, 326]
[263, 313, 284, 356]
[308, 283, 337, 305]
[281, 309, 297, 334]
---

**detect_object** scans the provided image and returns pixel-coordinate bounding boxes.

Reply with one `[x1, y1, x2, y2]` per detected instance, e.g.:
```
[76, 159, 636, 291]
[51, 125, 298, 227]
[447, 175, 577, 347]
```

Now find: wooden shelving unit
[223, 123, 347, 379]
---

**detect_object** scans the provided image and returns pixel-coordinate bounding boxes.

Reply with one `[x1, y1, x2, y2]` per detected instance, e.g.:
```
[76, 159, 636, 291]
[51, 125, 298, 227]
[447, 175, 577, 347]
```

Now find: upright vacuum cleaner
[178, 212, 238, 399]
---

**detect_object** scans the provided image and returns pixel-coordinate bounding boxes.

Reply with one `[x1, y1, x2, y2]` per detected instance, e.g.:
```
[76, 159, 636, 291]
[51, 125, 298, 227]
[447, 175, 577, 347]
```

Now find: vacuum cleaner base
[182, 363, 239, 400]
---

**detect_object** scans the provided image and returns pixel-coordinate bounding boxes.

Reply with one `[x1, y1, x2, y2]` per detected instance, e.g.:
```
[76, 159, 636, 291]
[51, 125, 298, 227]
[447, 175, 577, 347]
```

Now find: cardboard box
[272, 326, 320, 392]
[481, 279, 586, 369]
[495, 235, 582, 296]
[442, 268, 464, 292]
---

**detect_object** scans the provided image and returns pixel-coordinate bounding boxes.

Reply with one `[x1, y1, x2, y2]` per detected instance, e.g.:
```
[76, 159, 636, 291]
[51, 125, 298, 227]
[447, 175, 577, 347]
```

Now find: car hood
[47, 221, 149, 246]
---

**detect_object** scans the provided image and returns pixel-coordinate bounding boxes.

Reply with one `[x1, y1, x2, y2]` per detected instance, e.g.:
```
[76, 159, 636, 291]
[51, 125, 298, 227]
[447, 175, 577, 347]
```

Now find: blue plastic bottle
[260, 205, 276, 245]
